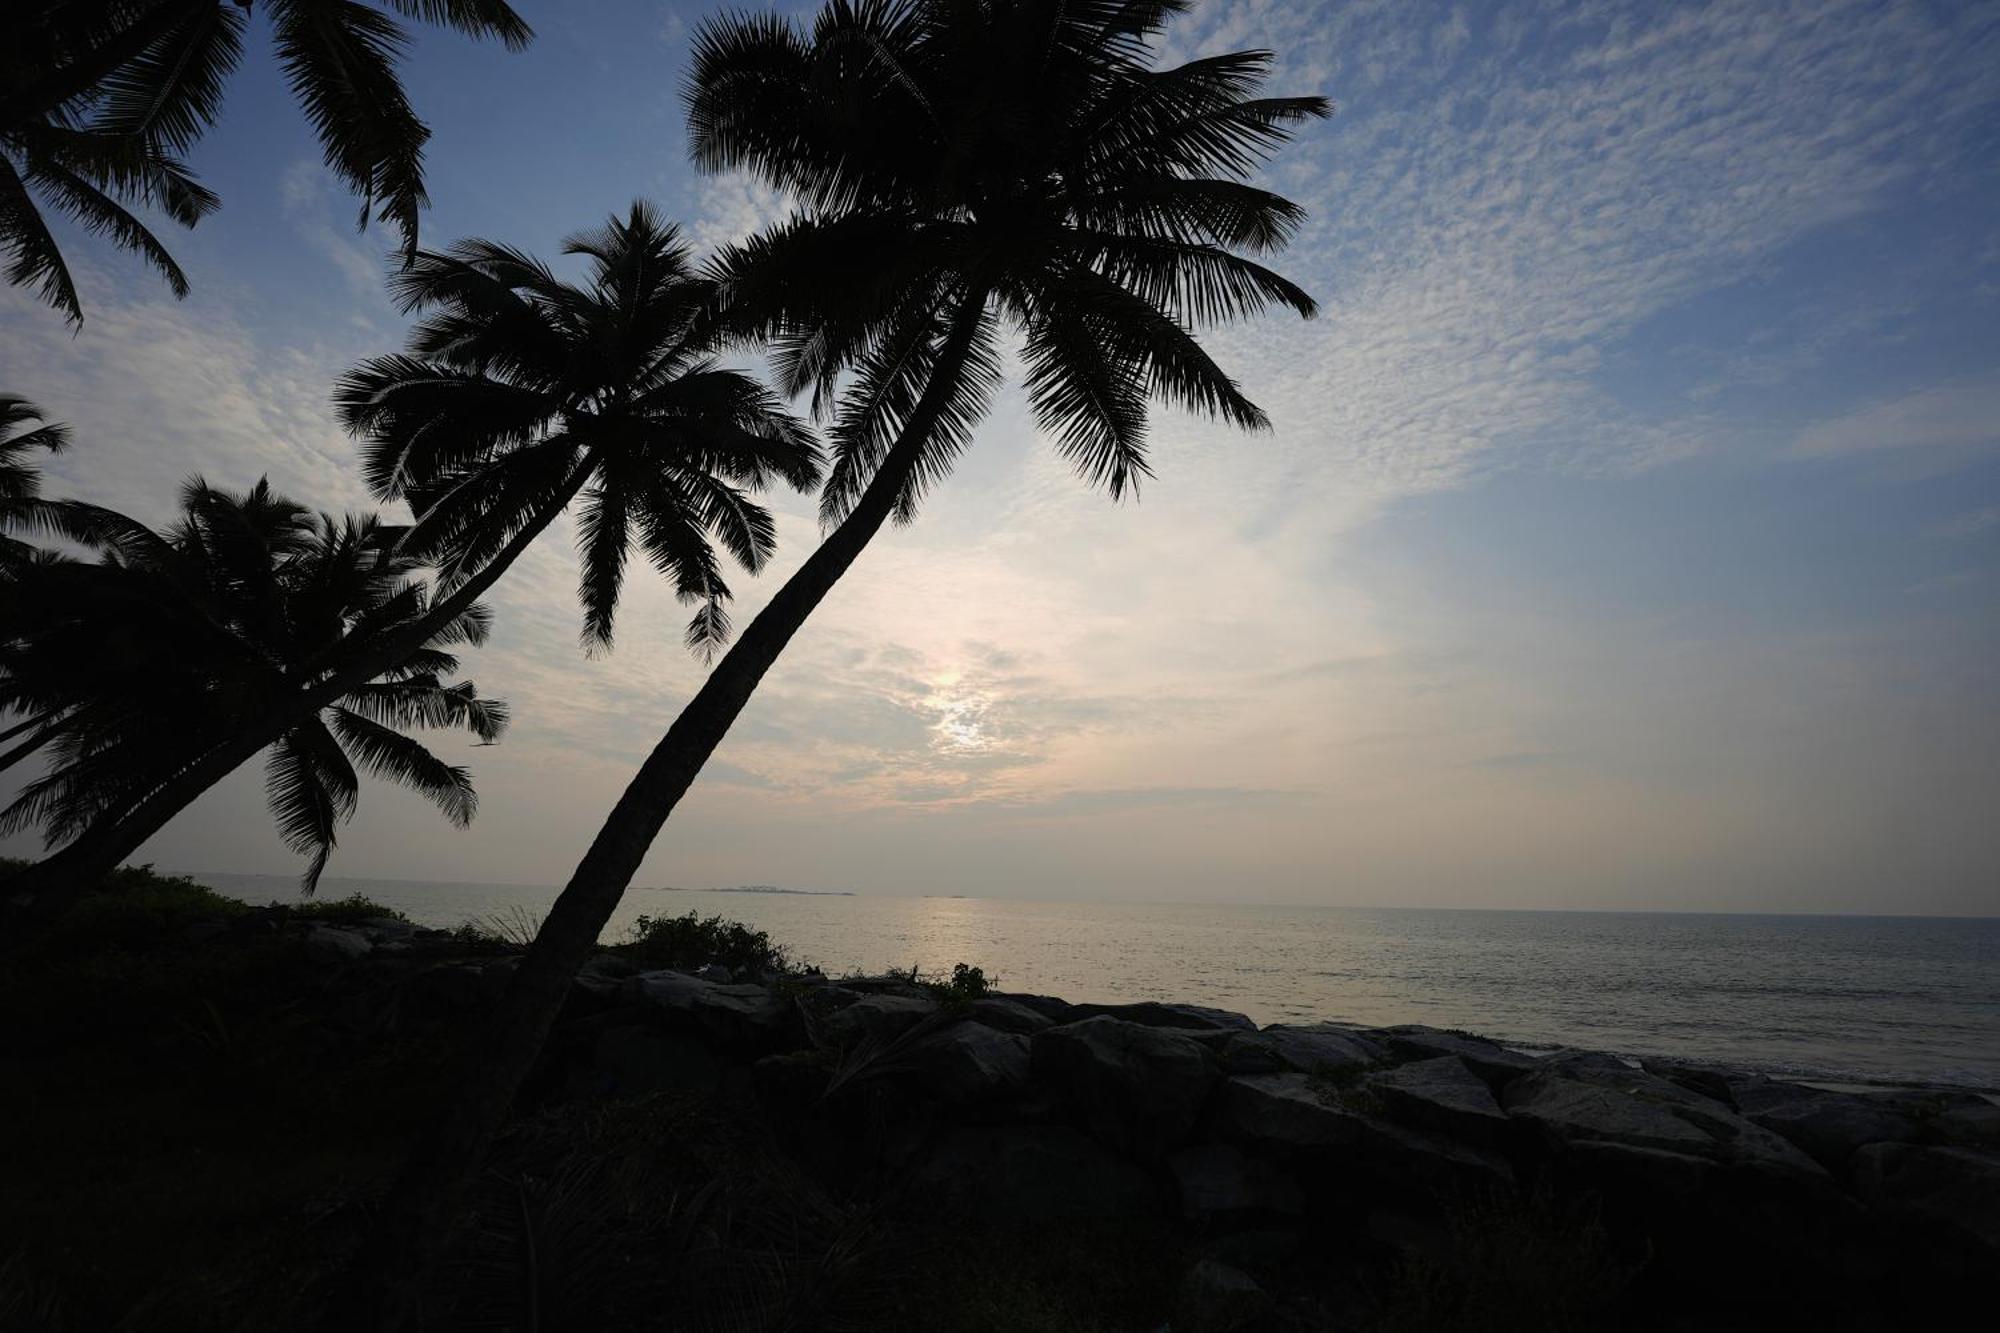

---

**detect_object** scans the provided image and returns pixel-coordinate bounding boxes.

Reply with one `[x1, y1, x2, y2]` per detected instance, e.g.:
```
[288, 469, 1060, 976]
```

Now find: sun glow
[921, 674, 996, 755]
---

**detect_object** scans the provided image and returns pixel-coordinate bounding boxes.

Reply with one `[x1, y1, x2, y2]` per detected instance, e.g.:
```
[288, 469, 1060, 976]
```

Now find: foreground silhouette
[349, 0, 1328, 1321]
[1, 478, 505, 887]
[1, 0, 532, 323]
[5, 206, 820, 908]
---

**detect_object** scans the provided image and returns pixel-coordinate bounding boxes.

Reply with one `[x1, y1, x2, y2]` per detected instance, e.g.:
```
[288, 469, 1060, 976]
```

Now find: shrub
[921, 962, 993, 1009]
[616, 911, 792, 975]
[288, 894, 409, 926]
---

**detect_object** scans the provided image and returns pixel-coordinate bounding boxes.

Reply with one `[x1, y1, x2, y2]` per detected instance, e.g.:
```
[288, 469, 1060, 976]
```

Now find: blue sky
[3, 0, 1997, 913]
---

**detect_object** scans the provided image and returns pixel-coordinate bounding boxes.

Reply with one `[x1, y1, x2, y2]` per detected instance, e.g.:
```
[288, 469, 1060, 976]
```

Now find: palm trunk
[345, 301, 989, 1329]
[2, 469, 589, 909]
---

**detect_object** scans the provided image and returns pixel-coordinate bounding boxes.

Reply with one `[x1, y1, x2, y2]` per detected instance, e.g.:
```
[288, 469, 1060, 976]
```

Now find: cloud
[1791, 381, 2000, 460]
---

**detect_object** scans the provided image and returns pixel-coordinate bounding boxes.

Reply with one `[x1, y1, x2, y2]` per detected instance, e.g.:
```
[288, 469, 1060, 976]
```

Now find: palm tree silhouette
[0, 395, 73, 565]
[354, 0, 1328, 1314]
[1, 0, 532, 324]
[4, 203, 820, 906]
[1, 477, 504, 890]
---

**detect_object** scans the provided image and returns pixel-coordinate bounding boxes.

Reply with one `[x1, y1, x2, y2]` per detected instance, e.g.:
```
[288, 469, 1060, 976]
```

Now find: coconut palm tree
[1, 0, 532, 323]
[0, 395, 74, 564]
[2, 203, 821, 907]
[0, 476, 505, 889]
[351, 0, 1328, 1317]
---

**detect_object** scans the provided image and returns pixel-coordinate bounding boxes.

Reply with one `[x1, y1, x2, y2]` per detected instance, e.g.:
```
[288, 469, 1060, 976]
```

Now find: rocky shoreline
[272, 910, 2000, 1330]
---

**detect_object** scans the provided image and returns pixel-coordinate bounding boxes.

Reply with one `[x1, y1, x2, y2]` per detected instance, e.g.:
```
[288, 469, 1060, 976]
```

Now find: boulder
[1375, 1025, 1537, 1087]
[965, 995, 1056, 1034]
[301, 924, 372, 963]
[1032, 1016, 1217, 1159]
[692, 963, 733, 983]
[911, 1124, 1162, 1221]
[1851, 1143, 2000, 1252]
[1731, 1081, 1917, 1166]
[571, 1023, 720, 1100]
[1641, 1059, 1737, 1106]
[1168, 1142, 1304, 1225]
[1196, 1024, 1385, 1076]
[820, 993, 938, 1046]
[903, 1021, 1031, 1105]
[621, 970, 792, 1049]
[1069, 1001, 1256, 1032]
[1211, 1072, 1511, 1193]
[1503, 1062, 1827, 1185]
[1172, 1259, 1272, 1333]
[1871, 1088, 2000, 1149]
[1368, 1055, 1510, 1146]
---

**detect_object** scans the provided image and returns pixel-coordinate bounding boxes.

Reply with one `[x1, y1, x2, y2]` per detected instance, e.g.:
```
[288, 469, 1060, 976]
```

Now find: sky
[2, 0, 1997, 915]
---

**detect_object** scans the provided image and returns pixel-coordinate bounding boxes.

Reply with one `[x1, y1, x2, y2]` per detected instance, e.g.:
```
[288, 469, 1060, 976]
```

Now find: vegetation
[363, 4, 1327, 1291]
[617, 910, 795, 976]
[2, 0, 533, 324]
[1, 478, 505, 892]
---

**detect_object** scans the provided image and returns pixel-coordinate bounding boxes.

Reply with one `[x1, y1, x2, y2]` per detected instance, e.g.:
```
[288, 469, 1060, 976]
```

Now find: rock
[1195, 1023, 1385, 1076]
[179, 920, 228, 945]
[1566, 1140, 1719, 1198]
[1503, 1062, 1827, 1185]
[1169, 1142, 1303, 1225]
[302, 924, 372, 962]
[571, 1024, 720, 1100]
[1368, 1055, 1510, 1146]
[912, 1124, 1162, 1221]
[903, 1021, 1031, 1104]
[1212, 1072, 1512, 1193]
[1731, 1082, 1918, 1166]
[1069, 1001, 1256, 1032]
[1172, 1258, 1272, 1333]
[622, 970, 792, 1049]
[820, 993, 938, 1046]
[1375, 1025, 1537, 1087]
[966, 995, 1055, 1034]
[1641, 1059, 1737, 1106]
[1871, 1088, 2000, 1149]
[1032, 1017, 1217, 1159]
[997, 992, 1079, 1025]
[692, 963, 733, 983]
[1851, 1144, 2000, 1252]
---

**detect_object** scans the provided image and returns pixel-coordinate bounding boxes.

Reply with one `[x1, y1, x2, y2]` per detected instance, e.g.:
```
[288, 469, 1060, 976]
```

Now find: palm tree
[352, 0, 1329, 1317]
[2, 203, 821, 907]
[1, 0, 532, 323]
[0, 395, 73, 563]
[0, 477, 505, 889]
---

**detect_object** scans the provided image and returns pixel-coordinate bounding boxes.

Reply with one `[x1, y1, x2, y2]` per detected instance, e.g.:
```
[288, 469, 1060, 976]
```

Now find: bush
[615, 911, 792, 975]
[288, 894, 408, 926]
[4, 858, 251, 954]
[921, 962, 993, 1008]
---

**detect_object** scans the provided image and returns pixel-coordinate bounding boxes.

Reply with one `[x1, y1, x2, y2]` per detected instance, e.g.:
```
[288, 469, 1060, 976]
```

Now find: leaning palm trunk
[3, 471, 586, 909]
[346, 310, 984, 1328]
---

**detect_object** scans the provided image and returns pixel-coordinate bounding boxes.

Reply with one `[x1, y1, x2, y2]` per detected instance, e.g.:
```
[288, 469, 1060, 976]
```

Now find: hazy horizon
[4, 0, 1997, 916]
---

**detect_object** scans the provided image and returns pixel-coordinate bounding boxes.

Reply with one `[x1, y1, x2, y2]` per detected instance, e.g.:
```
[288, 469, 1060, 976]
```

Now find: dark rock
[1871, 1088, 2000, 1149]
[622, 970, 792, 1049]
[1196, 1023, 1385, 1076]
[692, 963, 732, 983]
[302, 924, 372, 963]
[903, 1021, 1031, 1104]
[1851, 1143, 2000, 1251]
[997, 992, 1079, 1024]
[1032, 1016, 1216, 1159]
[1641, 1059, 1737, 1106]
[1169, 1142, 1304, 1225]
[1069, 1001, 1256, 1032]
[1368, 1055, 1510, 1146]
[965, 995, 1055, 1034]
[1212, 1072, 1512, 1193]
[180, 920, 228, 945]
[1376, 1025, 1537, 1086]
[1566, 1140, 1719, 1198]
[1731, 1082, 1918, 1166]
[911, 1124, 1162, 1221]
[1503, 1062, 1827, 1185]
[571, 1024, 720, 1100]
[820, 993, 938, 1046]
[1172, 1258, 1272, 1333]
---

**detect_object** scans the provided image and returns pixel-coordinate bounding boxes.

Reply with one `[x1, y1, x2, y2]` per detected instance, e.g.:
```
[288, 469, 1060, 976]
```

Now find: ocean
[199, 872, 2000, 1091]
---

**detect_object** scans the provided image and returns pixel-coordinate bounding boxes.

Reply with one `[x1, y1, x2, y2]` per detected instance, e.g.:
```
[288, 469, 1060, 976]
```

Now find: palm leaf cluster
[686, 0, 1328, 524]
[336, 202, 825, 657]
[1, 0, 532, 324]
[0, 395, 75, 566]
[0, 476, 505, 889]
